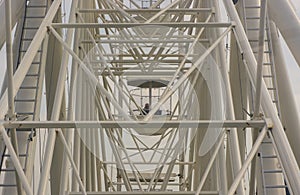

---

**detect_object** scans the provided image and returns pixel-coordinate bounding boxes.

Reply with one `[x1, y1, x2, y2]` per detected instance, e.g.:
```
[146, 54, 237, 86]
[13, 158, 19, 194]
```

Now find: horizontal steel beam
[51, 22, 233, 29]
[101, 161, 195, 165]
[92, 67, 189, 70]
[93, 54, 196, 58]
[80, 39, 209, 44]
[68, 191, 218, 195]
[78, 8, 213, 14]
[3, 120, 266, 129]
[90, 60, 193, 64]
[94, 35, 209, 38]
[98, 71, 179, 76]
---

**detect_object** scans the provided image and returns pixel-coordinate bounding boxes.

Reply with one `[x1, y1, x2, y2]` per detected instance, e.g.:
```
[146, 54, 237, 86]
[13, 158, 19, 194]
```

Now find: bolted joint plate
[265, 118, 273, 129]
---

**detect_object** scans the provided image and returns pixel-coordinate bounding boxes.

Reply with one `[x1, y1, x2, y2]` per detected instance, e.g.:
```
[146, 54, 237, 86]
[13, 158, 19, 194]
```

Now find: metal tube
[51, 22, 232, 28]
[76, 14, 139, 120]
[222, 1, 300, 193]
[5, 0, 15, 120]
[104, 0, 139, 23]
[211, 1, 229, 193]
[0, 0, 63, 119]
[86, 88, 91, 191]
[269, 20, 300, 165]
[228, 127, 268, 195]
[36, 0, 75, 193]
[253, 0, 267, 117]
[161, 129, 189, 190]
[4, 0, 22, 194]
[37, 129, 57, 195]
[105, 130, 132, 191]
[212, 18, 246, 195]
[59, 0, 79, 193]
[101, 161, 195, 165]
[163, 14, 212, 98]
[57, 129, 87, 195]
[80, 136, 86, 187]
[81, 39, 208, 44]
[72, 64, 82, 191]
[195, 131, 226, 195]
[147, 129, 177, 191]
[3, 120, 266, 129]
[77, 8, 212, 13]
[145, 0, 180, 23]
[90, 91, 96, 191]
[0, 125, 32, 195]
[143, 26, 232, 121]
[99, 126, 108, 191]
[24, 33, 50, 195]
[47, 26, 130, 120]
[268, 0, 300, 68]
[249, 1, 268, 193]
[81, 78, 87, 187]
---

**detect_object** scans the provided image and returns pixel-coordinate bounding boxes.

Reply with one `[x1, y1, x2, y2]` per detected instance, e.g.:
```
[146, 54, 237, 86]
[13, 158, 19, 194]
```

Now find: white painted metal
[51, 22, 233, 28]
[253, 0, 267, 117]
[0, 125, 32, 195]
[0, 0, 300, 195]
[58, 0, 79, 194]
[0, 0, 24, 48]
[228, 127, 268, 195]
[269, 20, 300, 165]
[241, 1, 286, 194]
[4, 0, 22, 193]
[195, 130, 227, 195]
[268, 0, 300, 68]
[2, 1, 50, 194]
[4, 0, 16, 121]
[2, 120, 266, 129]
[223, 1, 300, 194]
[57, 129, 87, 195]
[0, 0, 62, 119]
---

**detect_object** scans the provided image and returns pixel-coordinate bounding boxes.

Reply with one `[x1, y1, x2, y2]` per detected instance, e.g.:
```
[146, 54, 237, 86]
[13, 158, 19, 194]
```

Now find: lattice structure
[0, 0, 300, 195]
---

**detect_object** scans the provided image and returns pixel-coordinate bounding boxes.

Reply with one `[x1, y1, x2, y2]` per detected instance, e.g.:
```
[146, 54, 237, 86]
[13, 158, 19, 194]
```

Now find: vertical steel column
[80, 78, 87, 188]
[25, 32, 50, 192]
[5, 0, 16, 119]
[209, 1, 246, 194]
[90, 94, 97, 191]
[36, 0, 73, 192]
[249, 1, 268, 193]
[4, 0, 22, 194]
[86, 86, 92, 191]
[212, 1, 229, 193]
[59, 0, 79, 193]
[253, 0, 267, 116]
[72, 63, 82, 191]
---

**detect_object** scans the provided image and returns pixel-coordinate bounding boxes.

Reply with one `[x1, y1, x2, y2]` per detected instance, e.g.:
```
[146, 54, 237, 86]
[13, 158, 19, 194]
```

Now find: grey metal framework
[0, 0, 300, 195]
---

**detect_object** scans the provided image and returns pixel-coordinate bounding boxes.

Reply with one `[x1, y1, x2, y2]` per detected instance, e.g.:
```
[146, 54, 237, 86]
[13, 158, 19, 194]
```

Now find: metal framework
[0, 0, 300, 195]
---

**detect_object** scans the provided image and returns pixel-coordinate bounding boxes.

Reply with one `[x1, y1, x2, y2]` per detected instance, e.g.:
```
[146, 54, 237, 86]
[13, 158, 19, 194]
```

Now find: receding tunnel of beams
[64, 0, 227, 189]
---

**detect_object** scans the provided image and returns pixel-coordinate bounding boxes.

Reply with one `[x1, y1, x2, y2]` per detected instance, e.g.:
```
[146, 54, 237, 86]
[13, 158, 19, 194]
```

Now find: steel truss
[0, 0, 300, 195]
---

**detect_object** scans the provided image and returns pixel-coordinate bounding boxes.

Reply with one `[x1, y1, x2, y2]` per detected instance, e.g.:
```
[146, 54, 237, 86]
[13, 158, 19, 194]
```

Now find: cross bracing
[0, 0, 300, 195]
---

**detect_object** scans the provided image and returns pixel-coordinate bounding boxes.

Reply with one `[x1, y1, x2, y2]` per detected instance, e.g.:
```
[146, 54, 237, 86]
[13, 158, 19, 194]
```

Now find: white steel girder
[0, 0, 299, 195]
